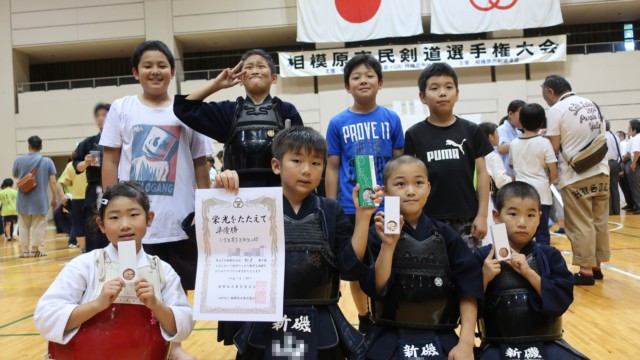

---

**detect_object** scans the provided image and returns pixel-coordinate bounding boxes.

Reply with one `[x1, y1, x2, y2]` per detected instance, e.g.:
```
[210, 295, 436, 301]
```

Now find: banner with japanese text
[431, 0, 563, 34]
[297, 0, 423, 43]
[279, 35, 566, 78]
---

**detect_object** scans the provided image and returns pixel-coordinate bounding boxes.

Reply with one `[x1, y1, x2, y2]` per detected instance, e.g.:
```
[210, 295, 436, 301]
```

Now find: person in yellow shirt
[57, 158, 88, 250]
[0, 179, 18, 241]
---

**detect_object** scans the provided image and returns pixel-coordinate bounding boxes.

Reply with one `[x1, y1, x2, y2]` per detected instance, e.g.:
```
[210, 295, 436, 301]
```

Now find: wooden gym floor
[1, 215, 639, 359]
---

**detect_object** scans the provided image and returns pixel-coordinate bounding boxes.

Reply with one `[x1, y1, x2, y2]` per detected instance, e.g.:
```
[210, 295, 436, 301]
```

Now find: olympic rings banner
[431, 0, 563, 34]
[278, 35, 566, 78]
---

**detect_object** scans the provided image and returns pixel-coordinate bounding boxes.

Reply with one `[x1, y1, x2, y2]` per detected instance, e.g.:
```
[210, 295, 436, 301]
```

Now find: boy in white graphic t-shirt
[100, 40, 209, 360]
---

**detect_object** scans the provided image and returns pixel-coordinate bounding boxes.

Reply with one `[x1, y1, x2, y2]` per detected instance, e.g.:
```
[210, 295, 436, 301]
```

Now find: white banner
[194, 188, 285, 322]
[279, 35, 566, 78]
[296, 0, 423, 43]
[431, 0, 563, 34]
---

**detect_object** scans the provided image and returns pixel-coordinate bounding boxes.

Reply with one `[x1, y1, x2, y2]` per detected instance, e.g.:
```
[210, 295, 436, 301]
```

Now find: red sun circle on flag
[335, 0, 382, 23]
[470, 0, 518, 11]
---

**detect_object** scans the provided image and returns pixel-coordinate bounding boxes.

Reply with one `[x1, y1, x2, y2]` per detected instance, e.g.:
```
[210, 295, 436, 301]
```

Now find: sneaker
[68, 244, 78, 248]
[622, 205, 633, 210]
[574, 272, 595, 286]
[358, 312, 373, 334]
[592, 268, 604, 280]
[554, 228, 565, 234]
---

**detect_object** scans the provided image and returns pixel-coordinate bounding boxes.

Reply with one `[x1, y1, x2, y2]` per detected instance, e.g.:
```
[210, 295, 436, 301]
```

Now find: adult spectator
[497, 100, 525, 176]
[543, 75, 609, 286]
[617, 130, 635, 210]
[73, 103, 110, 252]
[216, 150, 224, 172]
[617, 131, 628, 154]
[623, 119, 640, 214]
[604, 120, 622, 215]
[616, 131, 636, 211]
[206, 155, 218, 188]
[12, 136, 60, 258]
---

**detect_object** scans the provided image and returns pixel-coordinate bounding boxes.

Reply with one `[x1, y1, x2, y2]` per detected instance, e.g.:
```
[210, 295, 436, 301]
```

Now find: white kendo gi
[34, 244, 193, 358]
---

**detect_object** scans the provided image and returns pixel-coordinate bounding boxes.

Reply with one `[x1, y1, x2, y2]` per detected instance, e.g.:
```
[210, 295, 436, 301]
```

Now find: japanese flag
[296, 0, 423, 43]
[431, 0, 563, 34]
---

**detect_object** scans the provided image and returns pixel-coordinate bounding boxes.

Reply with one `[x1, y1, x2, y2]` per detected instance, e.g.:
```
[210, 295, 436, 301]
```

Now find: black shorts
[71, 199, 86, 237]
[3, 215, 17, 223]
[143, 239, 198, 291]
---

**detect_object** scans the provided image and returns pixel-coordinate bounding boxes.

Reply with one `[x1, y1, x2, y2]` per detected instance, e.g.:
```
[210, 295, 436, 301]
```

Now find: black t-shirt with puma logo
[404, 117, 494, 220]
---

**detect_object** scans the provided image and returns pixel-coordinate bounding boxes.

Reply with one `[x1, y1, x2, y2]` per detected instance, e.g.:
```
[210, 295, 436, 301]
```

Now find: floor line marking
[609, 231, 640, 239]
[604, 265, 640, 281]
[608, 221, 624, 232]
[560, 251, 640, 281]
[0, 256, 76, 271]
[0, 248, 75, 261]
[552, 221, 627, 239]
[0, 314, 33, 330]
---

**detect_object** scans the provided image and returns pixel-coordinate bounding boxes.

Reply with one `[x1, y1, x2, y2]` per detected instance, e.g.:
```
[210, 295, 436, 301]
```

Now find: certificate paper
[194, 187, 285, 322]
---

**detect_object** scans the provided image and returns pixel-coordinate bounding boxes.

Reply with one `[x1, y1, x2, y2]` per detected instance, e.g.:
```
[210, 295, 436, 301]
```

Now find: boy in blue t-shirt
[325, 54, 404, 332]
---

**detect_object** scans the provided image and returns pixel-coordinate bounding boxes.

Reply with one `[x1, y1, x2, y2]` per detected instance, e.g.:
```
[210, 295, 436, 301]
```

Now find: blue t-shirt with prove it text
[326, 106, 404, 214]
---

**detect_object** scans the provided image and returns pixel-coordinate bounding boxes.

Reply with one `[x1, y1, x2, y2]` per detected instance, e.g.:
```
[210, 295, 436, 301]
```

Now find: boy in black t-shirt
[404, 63, 493, 250]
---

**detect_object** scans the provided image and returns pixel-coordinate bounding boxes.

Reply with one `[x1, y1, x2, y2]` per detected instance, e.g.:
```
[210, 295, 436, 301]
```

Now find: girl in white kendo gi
[34, 182, 194, 360]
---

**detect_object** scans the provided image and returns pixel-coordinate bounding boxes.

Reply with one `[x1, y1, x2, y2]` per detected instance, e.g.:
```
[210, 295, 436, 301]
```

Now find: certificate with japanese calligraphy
[194, 188, 285, 322]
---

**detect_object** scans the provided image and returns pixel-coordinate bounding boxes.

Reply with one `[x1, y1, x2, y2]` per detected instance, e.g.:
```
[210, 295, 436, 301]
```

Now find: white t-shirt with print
[100, 95, 208, 244]
[509, 136, 557, 205]
[546, 93, 609, 189]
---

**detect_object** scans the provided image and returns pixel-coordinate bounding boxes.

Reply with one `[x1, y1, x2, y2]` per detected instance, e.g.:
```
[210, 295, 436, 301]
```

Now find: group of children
[34, 40, 589, 359]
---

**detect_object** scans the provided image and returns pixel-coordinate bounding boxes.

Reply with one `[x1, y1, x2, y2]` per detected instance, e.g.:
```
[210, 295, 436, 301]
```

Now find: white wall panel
[172, 0, 296, 33]
[12, 3, 144, 29]
[11, 0, 141, 13]
[13, 20, 145, 46]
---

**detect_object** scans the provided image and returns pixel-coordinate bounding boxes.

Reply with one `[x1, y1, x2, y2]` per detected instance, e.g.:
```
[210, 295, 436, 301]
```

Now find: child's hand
[351, 184, 383, 214]
[506, 251, 532, 276]
[135, 277, 160, 310]
[373, 212, 403, 248]
[214, 170, 240, 193]
[84, 153, 96, 166]
[448, 342, 474, 360]
[483, 246, 501, 284]
[213, 61, 246, 90]
[96, 278, 124, 310]
[471, 215, 487, 241]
